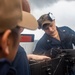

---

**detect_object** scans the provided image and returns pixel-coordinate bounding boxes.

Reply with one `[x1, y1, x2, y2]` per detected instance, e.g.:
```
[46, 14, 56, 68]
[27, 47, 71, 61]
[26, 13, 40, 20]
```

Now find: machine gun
[44, 48, 75, 74]
[29, 49, 75, 75]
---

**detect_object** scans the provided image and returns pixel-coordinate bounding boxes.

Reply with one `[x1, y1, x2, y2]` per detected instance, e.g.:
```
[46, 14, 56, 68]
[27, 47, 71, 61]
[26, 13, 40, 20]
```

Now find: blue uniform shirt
[0, 59, 16, 75]
[33, 26, 75, 55]
[12, 46, 30, 75]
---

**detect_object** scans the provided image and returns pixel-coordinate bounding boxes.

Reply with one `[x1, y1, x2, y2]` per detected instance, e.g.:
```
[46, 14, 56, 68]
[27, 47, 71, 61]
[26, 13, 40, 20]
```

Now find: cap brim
[42, 20, 52, 26]
[18, 11, 38, 30]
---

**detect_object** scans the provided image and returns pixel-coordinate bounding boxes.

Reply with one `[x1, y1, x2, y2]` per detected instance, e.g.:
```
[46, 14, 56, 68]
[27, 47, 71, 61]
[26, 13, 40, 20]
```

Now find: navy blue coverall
[33, 26, 75, 55]
[12, 45, 30, 75]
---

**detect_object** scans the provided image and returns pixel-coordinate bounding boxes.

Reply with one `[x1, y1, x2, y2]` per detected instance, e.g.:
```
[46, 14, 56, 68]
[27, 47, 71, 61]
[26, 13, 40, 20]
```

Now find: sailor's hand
[22, 0, 30, 12]
[27, 54, 51, 61]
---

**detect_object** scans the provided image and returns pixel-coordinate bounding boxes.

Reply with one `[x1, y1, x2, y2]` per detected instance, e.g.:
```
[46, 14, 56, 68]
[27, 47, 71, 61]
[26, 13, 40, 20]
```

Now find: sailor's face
[44, 21, 57, 36]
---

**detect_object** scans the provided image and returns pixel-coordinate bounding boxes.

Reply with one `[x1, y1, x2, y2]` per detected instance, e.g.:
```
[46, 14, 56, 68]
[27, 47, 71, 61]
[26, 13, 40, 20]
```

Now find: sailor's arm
[27, 54, 51, 61]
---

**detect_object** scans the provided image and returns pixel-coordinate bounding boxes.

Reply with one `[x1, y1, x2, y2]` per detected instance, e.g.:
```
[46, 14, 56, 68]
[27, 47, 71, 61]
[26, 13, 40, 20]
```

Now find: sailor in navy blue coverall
[33, 13, 75, 75]
[33, 12, 75, 56]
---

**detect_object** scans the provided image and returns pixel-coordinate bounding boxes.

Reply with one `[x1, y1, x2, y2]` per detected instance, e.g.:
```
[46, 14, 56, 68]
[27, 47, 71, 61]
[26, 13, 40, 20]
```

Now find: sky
[22, 0, 75, 40]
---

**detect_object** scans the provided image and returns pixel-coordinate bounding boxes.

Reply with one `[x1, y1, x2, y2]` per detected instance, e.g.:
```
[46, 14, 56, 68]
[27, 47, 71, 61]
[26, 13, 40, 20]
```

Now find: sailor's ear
[1, 30, 11, 56]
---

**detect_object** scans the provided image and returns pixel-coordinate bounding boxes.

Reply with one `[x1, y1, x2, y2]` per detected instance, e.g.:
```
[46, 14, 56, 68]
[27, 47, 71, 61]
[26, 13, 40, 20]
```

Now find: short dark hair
[38, 12, 55, 29]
